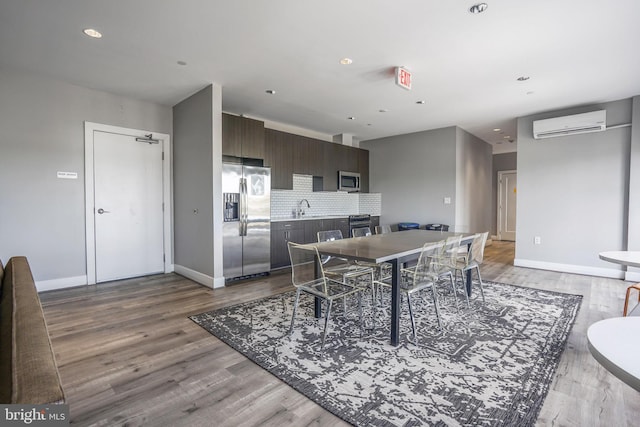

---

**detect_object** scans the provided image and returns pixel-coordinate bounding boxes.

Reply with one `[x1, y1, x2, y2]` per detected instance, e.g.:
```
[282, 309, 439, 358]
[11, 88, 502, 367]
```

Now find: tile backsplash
[271, 174, 381, 219]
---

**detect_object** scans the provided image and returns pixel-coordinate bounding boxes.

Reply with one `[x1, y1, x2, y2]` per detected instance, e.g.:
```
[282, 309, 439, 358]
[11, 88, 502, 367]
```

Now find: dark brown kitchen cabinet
[339, 145, 359, 173]
[222, 113, 265, 159]
[358, 148, 369, 193]
[270, 221, 304, 268]
[264, 129, 294, 189]
[323, 143, 339, 191]
[303, 218, 337, 243]
[334, 217, 350, 238]
[293, 136, 324, 177]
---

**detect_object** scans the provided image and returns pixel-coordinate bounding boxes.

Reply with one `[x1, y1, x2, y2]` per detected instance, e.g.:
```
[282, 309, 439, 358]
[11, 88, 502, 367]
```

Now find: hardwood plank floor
[39, 241, 640, 426]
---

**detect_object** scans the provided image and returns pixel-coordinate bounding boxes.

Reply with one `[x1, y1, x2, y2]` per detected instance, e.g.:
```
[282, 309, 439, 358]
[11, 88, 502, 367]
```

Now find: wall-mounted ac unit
[533, 110, 606, 139]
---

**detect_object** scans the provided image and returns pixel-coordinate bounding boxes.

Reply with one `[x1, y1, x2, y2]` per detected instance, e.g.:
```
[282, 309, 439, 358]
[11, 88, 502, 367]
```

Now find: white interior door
[498, 170, 517, 241]
[93, 131, 164, 282]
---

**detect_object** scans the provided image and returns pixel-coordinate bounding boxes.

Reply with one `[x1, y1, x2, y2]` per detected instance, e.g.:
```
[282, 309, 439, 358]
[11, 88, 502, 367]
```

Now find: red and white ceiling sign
[395, 67, 411, 90]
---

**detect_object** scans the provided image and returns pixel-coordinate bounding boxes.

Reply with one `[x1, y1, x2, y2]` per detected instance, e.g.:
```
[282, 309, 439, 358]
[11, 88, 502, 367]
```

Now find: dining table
[599, 251, 640, 316]
[587, 316, 640, 392]
[312, 229, 476, 346]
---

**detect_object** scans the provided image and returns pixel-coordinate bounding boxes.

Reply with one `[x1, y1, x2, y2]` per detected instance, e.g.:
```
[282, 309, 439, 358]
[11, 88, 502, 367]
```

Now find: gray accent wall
[173, 86, 215, 277]
[0, 69, 171, 283]
[491, 152, 517, 236]
[362, 127, 457, 228]
[515, 98, 633, 274]
[362, 126, 492, 233]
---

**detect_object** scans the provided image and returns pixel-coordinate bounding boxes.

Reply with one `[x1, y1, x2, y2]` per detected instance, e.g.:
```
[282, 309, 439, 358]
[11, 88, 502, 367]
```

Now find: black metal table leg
[390, 259, 400, 346]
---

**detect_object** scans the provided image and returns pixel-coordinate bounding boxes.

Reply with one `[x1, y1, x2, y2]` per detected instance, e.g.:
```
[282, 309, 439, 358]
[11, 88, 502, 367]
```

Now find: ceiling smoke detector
[469, 3, 488, 14]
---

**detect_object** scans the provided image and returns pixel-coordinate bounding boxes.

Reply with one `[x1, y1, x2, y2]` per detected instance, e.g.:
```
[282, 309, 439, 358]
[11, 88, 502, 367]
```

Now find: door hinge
[162, 152, 164, 161]
[163, 254, 165, 262]
[162, 202, 164, 212]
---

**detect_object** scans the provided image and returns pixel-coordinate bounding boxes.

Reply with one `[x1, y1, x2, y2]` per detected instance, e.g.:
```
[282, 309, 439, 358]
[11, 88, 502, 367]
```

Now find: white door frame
[84, 122, 173, 285]
[497, 169, 517, 241]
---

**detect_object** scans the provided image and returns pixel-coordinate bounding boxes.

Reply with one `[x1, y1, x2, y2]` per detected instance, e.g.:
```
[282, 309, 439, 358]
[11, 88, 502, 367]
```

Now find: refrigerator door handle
[241, 178, 248, 236]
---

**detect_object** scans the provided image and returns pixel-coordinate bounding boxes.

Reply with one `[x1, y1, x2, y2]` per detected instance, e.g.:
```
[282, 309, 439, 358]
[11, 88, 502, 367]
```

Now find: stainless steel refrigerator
[222, 164, 271, 279]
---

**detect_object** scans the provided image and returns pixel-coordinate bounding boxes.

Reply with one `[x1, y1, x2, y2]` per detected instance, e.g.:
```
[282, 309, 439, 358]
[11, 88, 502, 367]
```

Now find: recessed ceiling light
[503, 135, 511, 139]
[416, 100, 426, 104]
[83, 28, 102, 38]
[379, 109, 388, 113]
[340, 58, 353, 65]
[265, 89, 276, 94]
[347, 116, 356, 120]
[517, 76, 530, 81]
[177, 60, 187, 66]
[493, 128, 501, 132]
[469, 3, 488, 14]
[367, 123, 372, 126]
[527, 91, 535, 95]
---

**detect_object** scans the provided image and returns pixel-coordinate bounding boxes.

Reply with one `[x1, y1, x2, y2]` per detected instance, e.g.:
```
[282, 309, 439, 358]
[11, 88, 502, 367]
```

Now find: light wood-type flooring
[39, 241, 640, 426]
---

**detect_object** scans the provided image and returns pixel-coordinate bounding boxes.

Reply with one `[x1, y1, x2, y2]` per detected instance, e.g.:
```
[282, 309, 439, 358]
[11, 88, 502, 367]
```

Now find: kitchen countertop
[271, 215, 351, 222]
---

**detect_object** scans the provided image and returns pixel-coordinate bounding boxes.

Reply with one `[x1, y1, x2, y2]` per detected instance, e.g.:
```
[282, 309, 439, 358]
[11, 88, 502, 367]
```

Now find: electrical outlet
[444, 197, 451, 205]
[534, 236, 541, 245]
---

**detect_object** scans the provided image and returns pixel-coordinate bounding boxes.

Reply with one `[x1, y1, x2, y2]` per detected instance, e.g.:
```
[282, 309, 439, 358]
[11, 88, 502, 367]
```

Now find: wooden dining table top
[311, 229, 475, 263]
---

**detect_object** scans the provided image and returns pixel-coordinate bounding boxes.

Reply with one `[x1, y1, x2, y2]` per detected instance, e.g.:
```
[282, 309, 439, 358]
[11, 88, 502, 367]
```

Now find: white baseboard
[36, 275, 88, 292]
[625, 271, 640, 282]
[174, 264, 225, 289]
[513, 258, 625, 279]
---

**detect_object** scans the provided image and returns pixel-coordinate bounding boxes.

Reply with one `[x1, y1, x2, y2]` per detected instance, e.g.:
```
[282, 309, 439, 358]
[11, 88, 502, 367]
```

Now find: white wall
[362, 127, 457, 228]
[515, 98, 633, 277]
[0, 69, 172, 286]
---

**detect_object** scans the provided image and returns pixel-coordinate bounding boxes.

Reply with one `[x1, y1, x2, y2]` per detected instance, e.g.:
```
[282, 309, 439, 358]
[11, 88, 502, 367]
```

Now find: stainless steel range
[348, 214, 371, 237]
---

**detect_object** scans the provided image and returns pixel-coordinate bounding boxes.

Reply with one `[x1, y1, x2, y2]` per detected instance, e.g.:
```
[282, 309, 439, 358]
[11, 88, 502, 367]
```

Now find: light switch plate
[444, 197, 451, 204]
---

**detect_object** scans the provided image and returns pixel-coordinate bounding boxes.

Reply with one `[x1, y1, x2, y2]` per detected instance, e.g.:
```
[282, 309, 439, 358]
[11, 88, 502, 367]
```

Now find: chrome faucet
[297, 199, 310, 217]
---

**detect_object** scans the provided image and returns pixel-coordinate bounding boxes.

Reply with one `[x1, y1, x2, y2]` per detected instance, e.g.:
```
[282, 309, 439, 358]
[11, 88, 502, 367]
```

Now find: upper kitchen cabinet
[359, 148, 369, 193]
[222, 113, 265, 159]
[264, 128, 294, 189]
[323, 143, 339, 191]
[323, 143, 364, 192]
[293, 135, 324, 177]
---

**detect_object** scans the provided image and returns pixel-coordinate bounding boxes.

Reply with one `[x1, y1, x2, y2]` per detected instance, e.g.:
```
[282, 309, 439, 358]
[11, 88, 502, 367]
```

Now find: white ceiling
[2, 1, 639, 154]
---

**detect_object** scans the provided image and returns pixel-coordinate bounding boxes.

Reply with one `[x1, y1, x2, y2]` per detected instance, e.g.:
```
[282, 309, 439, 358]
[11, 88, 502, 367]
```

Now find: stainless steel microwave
[338, 171, 360, 192]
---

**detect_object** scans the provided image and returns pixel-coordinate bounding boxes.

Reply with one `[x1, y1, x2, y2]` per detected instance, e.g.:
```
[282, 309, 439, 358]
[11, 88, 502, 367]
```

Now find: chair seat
[324, 262, 373, 279]
[297, 277, 361, 300]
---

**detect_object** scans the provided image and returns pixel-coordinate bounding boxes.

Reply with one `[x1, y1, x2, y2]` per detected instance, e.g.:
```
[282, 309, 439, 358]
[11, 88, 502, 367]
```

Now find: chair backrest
[375, 225, 392, 235]
[317, 229, 344, 264]
[288, 242, 327, 294]
[440, 235, 462, 267]
[411, 240, 444, 283]
[469, 232, 489, 265]
[352, 227, 372, 237]
[317, 229, 343, 242]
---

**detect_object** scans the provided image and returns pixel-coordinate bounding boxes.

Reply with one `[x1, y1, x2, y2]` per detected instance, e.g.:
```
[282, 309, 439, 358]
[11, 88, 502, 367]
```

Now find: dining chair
[452, 232, 489, 303]
[317, 230, 376, 323]
[431, 235, 464, 311]
[287, 242, 363, 348]
[351, 227, 393, 302]
[375, 225, 392, 235]
[352, 227, 372, 237]
[399, 240, 446, 342]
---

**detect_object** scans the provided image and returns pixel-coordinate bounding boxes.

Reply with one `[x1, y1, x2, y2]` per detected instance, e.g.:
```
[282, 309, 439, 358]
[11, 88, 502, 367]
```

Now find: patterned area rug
[190, 281, 582, 426]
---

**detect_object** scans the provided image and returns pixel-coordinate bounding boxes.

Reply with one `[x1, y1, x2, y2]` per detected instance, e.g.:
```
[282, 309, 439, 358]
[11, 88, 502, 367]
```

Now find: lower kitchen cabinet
[271, 221, 305, 269]
[334, 217, 350, 238]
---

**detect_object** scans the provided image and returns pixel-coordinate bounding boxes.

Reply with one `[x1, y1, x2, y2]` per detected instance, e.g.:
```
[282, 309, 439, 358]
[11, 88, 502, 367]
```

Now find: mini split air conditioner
[532, 110, 606, 139]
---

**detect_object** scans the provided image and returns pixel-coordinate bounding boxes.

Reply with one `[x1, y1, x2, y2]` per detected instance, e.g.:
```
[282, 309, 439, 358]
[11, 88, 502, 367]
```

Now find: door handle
[97, 208, 110, 214]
